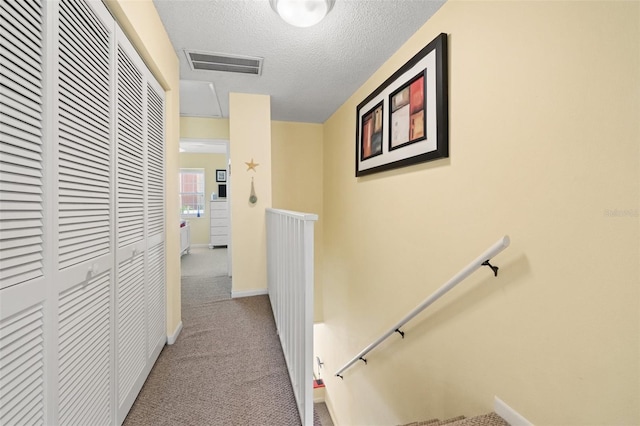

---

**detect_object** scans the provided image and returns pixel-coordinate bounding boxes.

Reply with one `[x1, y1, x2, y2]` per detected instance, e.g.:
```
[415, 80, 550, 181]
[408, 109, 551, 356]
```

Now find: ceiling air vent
[185, 50, 263, 75]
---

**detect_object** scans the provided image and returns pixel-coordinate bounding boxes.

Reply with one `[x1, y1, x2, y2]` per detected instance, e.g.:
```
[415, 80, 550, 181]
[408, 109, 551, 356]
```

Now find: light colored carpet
[181, 246, 231, 304]
[181, 275, 232, 305]
[181, 246, 228, 278]
[123, 247, 334, 425]
[124, 295, 325, 425]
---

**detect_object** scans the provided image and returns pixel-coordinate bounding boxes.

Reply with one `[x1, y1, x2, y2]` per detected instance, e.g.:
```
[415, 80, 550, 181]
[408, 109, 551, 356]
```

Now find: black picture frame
[216, 169, 227, 182]
[355, 33, 448, 177]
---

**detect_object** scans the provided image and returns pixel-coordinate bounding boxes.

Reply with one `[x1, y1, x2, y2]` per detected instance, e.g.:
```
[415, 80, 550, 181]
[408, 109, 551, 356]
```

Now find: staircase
[401, 412, 509, 426]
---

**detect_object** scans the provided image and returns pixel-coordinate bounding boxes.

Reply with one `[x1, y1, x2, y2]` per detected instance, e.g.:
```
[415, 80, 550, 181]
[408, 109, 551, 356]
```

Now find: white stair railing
[266, 208, 318, 426]
[335, 235, 511, 379]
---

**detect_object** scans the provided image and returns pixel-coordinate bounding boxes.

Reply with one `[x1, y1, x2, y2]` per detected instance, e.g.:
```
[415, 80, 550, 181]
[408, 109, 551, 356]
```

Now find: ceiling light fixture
[270, 0, 335, 28]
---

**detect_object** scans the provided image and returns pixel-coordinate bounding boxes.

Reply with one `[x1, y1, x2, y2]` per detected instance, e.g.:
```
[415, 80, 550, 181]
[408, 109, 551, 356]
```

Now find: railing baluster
[266, 208, 318, 426]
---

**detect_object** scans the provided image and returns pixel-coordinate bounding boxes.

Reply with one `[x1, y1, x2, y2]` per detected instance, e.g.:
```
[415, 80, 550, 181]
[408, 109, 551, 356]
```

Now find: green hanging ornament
[249, 177, 258, 205]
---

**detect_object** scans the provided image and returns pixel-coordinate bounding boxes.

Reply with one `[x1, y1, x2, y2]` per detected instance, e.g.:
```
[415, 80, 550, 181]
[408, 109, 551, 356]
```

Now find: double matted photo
[356, 33, 448, 177]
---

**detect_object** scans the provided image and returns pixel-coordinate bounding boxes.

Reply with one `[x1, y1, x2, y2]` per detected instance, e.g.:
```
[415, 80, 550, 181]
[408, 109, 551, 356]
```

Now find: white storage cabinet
[209, 200, 229, 247]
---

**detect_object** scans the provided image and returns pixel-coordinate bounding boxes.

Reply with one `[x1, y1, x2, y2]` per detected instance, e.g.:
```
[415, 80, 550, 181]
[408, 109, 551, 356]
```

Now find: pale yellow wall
[319, 1, 639, 425]
[229, 94, 272, 294]
[179, 153, 228, 245]
[181, 116, 230, 140]
[271, 121, 324, 322]
[104, 0, 181, 337]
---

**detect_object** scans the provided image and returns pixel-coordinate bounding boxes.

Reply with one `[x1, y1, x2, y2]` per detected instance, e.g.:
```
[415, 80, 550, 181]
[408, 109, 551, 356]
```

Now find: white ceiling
[153, 0, 446, 124]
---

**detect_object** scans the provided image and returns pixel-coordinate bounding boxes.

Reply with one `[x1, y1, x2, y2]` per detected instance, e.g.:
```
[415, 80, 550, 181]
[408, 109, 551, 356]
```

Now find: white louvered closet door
[55, 0, 114, 424]
[115, 28, 165, 423]
[0, 0, 47, 424]
[1, 0, 167, 424]
[145, 82, 166, 363]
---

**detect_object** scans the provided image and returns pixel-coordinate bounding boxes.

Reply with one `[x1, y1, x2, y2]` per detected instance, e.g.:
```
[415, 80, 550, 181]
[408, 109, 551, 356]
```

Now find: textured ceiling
[153, 0, 446, 123]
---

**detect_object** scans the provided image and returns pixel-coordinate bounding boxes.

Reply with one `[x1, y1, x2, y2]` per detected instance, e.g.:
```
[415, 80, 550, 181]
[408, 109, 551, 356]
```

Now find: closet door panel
[0, 303, 45, 425]
[145, 82, 165, 358]
[55, 1, 115, 424]
[57, 0, 113, 275]
[116, 44, 144, 250]
[0, 0, 45, 291]
[57, 271, 111, 426]
[146, 84, 164, 239]
[116, 252, 145, 406]
[146, 240, 165, 356]
[115, 32, 149, 420]
[0, 1, 46, 422]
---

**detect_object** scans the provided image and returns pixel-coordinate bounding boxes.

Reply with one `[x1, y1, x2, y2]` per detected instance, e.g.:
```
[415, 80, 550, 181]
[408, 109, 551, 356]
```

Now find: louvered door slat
[117, 253, 145, 405]
[57, 0, 111, 271]
[58, 48, 109, 97]
[0, 161, 42, 182]
[0, 63, 42, 100]
[0, 76, 42, 108]
[59, 213, 109, 223]
[147, 84, 164, 237]
[58, 103, 109, 144]
[116, 45, 144, 249]
[58, 85, 110, 130]
[1, 39, 42, 83]
[0, 0, 44, 291]
[0, 87, 42, 118]
[0, 304, 45, 425]
[59, 241, 109, 267]
[59, 0, 110, 67]
[59, 142, 110, 170]
[2, 0, 43, 42]
[0, 125, 42, 161]
[58, 101, 110, 141]
[58, 271, 110, 426]
[146, 241, 165, 355]
[0, 99, 42, 130]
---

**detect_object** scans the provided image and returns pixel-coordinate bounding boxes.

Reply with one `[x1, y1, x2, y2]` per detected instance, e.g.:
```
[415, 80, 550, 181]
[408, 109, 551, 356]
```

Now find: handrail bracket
[481, 260, 499, 277]
[395, 328, 405, 339]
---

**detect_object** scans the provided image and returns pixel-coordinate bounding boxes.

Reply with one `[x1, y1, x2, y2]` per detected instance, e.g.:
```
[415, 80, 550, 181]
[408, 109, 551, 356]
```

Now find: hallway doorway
[181, 247, 231, 306]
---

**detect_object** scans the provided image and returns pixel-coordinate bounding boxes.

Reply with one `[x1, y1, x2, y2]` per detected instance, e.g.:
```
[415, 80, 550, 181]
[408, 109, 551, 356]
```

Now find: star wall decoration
[245, 158, 259, 172]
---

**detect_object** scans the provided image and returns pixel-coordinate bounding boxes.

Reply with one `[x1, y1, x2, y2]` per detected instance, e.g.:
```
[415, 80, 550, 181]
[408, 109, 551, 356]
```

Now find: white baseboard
[167, 321, 183, 345]
[495, 396, 533, 426]
[232, 288, 268, 298]
[190, 243, 209, 248]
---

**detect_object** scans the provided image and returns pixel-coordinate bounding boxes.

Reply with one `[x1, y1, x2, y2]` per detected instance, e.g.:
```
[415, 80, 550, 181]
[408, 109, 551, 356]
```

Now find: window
[179, 169, 205, 217]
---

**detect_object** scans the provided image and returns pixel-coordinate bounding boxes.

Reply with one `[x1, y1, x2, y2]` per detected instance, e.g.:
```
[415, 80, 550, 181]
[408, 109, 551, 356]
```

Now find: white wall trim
[232, 289, 268, 298]
[495, 396, 534, 426]
[167, 321, 183, 345]
[190, 243, 210, 248]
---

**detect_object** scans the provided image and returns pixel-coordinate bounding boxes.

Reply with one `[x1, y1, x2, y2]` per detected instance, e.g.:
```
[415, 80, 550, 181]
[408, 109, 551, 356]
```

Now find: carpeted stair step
[400, 416, 461, 426]
[446, 412, 509, 426]
[400, 412, 508, 426]
[437, 415, 466, 425]
[402, 419, 442, 426]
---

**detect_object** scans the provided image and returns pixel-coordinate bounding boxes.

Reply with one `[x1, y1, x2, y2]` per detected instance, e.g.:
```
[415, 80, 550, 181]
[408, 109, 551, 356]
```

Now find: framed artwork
[360, 101, 384, 161]
[355, 33, 448, 177]
[216, 169, 227, 182]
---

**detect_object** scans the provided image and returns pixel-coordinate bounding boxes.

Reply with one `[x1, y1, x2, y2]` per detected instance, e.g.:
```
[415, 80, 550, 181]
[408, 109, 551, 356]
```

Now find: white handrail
[335, 235, 510, 378]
